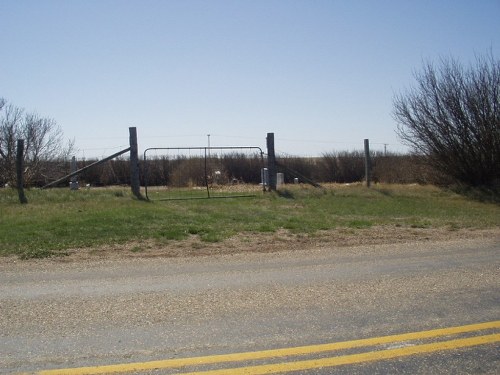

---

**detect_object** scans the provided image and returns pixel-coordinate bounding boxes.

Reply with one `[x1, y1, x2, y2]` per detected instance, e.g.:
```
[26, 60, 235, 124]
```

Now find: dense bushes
[276, 152, 437, 185]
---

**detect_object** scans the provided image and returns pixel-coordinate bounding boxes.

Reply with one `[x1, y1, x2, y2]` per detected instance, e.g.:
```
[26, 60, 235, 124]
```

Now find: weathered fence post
[364, 138, 371, 188]
[16, 139, 28, 204]
[266, 132, 277, 191]
[70, 156, 79, 190]
[129, 127, 143, 200]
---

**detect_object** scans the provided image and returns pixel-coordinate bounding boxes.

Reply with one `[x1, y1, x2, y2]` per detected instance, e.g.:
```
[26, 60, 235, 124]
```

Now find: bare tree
[0, 103, 22, 186]
[393, 53, 500, 189]
[0, 99, 74, 186]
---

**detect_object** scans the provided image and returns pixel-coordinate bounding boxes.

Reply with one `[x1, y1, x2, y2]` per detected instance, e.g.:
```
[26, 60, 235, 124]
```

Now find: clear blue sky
[1, 0, 499, 158]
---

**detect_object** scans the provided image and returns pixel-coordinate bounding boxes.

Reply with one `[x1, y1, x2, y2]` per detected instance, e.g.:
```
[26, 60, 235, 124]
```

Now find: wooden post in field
[364, 138, 371, 188]
[70, 156, 79, 190]
[267, 132, 277, 191]
[16, 139, 28, 204]
[129, 127, 143, 200]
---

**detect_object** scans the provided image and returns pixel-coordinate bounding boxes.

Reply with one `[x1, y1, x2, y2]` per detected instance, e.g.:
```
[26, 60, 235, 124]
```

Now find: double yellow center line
[27, 320, 500, 375]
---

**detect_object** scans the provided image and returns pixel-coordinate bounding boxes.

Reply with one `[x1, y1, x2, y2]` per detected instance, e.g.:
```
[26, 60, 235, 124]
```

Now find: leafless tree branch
[393, 53, 500, 189]
[0, 99, 74, 186]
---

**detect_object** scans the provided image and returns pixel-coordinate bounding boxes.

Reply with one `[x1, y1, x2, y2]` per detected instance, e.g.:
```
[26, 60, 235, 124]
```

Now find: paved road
[1, 237, 499, 374]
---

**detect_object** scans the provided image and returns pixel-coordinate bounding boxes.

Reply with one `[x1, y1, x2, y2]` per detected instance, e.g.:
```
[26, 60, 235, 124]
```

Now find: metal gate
[143, 147, 265, 200]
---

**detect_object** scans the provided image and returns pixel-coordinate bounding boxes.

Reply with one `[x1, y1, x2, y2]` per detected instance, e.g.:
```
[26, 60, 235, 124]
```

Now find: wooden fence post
[364, 138, 371, 188]
[129, 127, 144, 200]
[70, 156, 79, 190]
[267, 132, 277, 191]
[16, 139, 28, 204]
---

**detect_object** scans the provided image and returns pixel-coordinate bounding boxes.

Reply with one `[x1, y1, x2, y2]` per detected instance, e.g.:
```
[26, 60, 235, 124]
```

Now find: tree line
[17, 152, 436, 188]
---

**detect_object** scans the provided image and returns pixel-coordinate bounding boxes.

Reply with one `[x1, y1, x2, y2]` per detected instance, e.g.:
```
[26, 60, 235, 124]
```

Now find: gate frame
[143, 146, 266, 201]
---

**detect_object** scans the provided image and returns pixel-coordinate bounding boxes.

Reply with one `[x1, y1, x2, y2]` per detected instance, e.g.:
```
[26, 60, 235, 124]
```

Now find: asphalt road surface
[1, 236, 499, 374]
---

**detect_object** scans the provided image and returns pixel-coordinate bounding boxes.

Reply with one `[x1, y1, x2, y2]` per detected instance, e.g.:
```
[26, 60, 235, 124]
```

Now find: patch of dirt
[50, 226, 500, 262]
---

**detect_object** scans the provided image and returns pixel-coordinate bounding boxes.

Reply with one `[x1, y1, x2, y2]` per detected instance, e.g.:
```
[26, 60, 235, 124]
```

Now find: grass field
[0, 184, 499, 259]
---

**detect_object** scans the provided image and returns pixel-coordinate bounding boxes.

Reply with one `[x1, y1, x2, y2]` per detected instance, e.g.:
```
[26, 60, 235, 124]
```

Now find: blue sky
[1, 0, 499, 158]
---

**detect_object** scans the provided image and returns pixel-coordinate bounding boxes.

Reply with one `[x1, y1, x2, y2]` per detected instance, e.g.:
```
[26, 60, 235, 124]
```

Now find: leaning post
[266, 132, 277, 191]
[129, 127, 144, 200]
[16, 139, 28, 204]
[364, 138, 371, 188]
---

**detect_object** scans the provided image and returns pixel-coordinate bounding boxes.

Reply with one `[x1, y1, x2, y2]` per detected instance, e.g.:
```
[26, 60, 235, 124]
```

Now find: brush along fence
[143, 147, 266, 200]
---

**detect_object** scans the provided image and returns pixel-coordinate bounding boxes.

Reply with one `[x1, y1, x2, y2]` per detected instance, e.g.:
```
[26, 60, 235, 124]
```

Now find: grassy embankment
[0, 184, 498, 259]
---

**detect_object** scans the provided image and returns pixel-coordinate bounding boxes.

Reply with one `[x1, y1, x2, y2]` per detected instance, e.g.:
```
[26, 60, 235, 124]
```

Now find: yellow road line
[32, 320, 500, 375]
[179, 333, 500, 375]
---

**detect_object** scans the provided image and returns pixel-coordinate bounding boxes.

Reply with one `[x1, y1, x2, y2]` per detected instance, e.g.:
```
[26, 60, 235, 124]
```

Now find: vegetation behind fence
[2, 151, 443, 189]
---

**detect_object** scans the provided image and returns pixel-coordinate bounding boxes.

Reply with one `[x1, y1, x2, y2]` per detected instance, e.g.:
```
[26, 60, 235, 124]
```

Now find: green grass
[0, 184, 498, 258]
